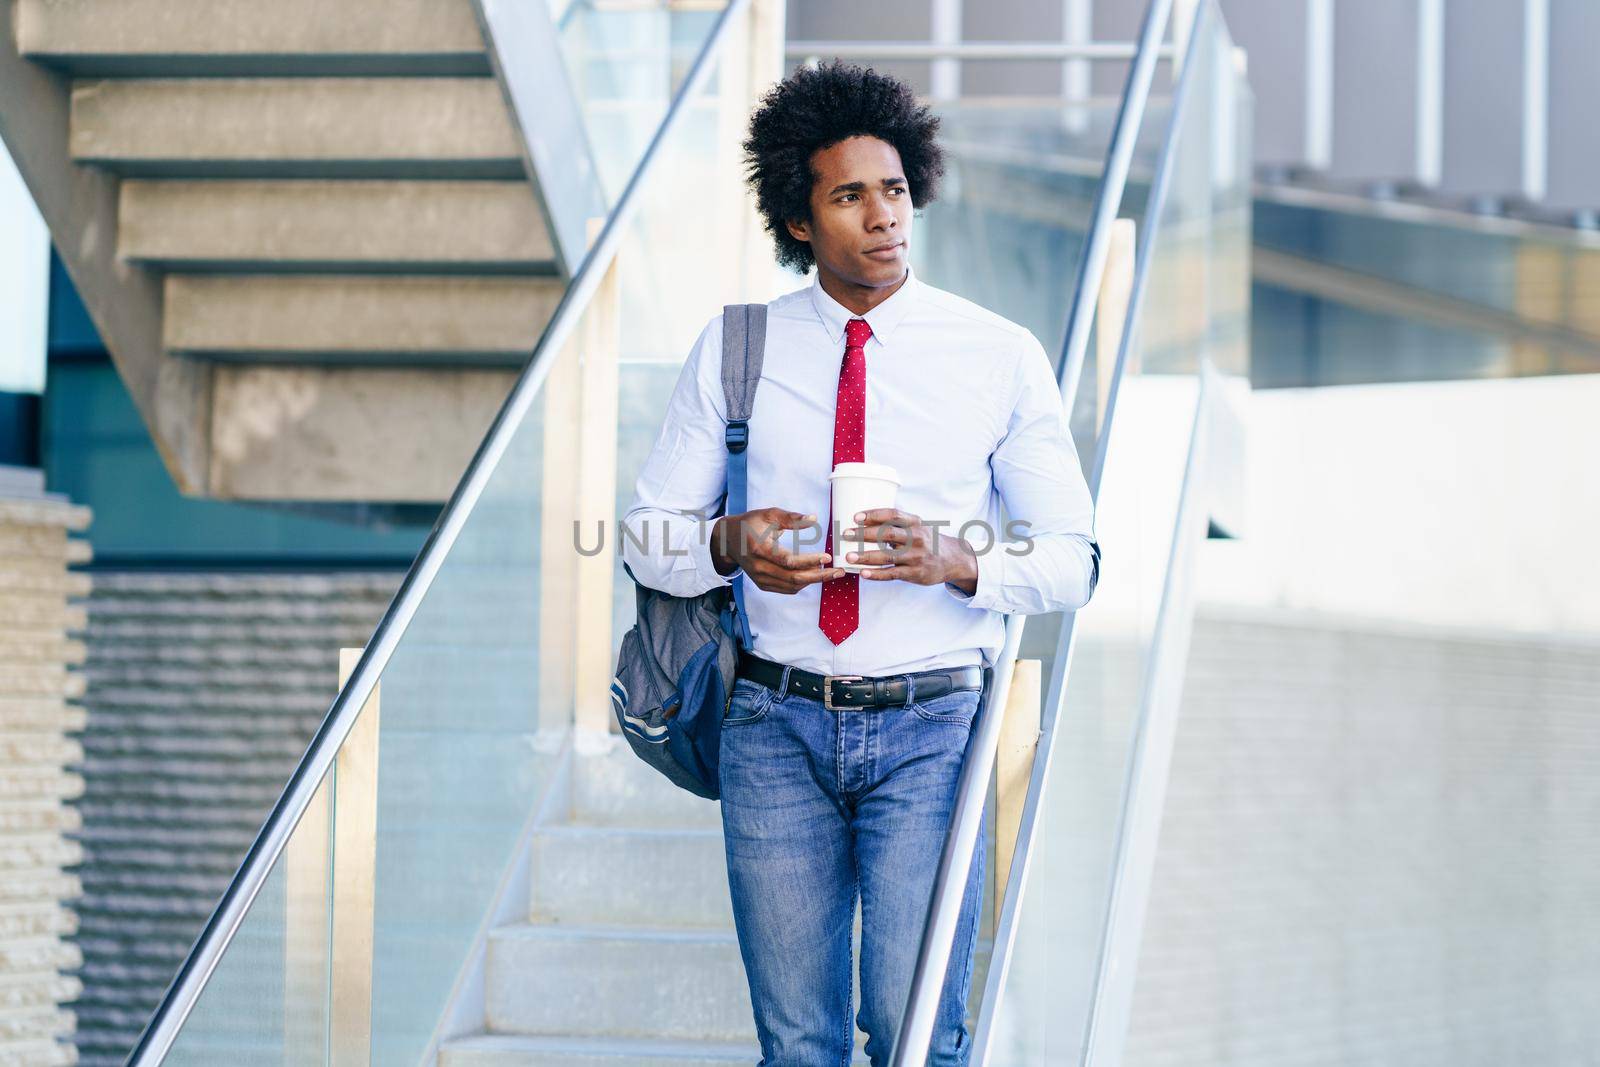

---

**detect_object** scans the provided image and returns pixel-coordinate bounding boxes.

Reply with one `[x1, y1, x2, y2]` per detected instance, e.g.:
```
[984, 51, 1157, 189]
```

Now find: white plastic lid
[829, 461, 900, 484]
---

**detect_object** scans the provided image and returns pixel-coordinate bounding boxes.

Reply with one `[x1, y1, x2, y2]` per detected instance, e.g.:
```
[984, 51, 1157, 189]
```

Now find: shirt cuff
[692, 522, 739, 589]
[943, 544, 1004, 612]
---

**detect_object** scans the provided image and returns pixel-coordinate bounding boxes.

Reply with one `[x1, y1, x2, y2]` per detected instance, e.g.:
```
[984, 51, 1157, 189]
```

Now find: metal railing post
[284, 649, 380, 1066]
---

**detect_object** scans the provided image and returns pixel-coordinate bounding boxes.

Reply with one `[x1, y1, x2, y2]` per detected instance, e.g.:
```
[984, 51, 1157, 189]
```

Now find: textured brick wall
[1128, 605, 1600, 1067]
[69, 571, 399, 1067]
[0, 493, 92, 1066]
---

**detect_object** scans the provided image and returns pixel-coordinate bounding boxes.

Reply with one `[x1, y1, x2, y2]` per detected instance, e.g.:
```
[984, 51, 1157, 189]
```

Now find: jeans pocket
[910, 687, 982, 726]
[723, 676, 776, 726]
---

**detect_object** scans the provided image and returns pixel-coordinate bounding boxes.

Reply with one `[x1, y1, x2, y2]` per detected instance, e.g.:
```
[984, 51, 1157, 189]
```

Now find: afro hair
[742, 59, 946, 274]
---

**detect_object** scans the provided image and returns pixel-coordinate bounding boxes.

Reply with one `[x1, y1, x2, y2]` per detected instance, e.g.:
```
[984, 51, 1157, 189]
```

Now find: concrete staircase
[439, 747, 876, 1067]
[1, 0, 566, 501]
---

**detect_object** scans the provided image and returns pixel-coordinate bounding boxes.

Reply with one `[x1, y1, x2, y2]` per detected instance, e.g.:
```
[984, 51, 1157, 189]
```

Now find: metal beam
[1253, 244, 1600, 359]
[785, 40, 1170, 61]
[473, 0, 607, 276]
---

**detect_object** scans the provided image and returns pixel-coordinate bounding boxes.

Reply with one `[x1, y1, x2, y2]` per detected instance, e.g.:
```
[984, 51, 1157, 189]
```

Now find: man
[622, 60, 1098, 1066]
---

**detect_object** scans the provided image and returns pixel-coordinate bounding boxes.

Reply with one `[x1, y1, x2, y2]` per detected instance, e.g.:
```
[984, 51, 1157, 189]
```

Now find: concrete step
[70, 77, 522, 178]
[162, 274, 562, 365]
[485, 924, 752, 1043]
[440, 1033, 871, 1066]
[439, 1034, 759, 1067]
[117, 179, 556, 273]
[530, 827, 732, 930]
[205, 364, 515, 501]
[16, 0, 490, 76]
[567, 747, 724, 831]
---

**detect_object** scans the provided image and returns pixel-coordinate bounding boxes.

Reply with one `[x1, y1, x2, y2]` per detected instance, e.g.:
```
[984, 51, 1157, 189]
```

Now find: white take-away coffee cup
[829, 462, 900, 573]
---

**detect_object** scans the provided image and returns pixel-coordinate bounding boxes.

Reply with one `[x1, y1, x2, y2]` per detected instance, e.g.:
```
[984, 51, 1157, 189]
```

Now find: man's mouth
[864, 242, 904, 259]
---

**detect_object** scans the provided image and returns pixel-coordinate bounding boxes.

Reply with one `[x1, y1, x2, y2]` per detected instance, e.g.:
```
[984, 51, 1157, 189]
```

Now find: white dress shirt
[621, 263, 1098, 676]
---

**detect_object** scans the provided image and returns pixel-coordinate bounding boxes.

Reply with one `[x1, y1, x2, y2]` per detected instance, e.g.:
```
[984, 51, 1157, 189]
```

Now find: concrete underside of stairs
[162, 275, 561, 363]
[4, 0, 566, 502]
[206, 364, 518, 500]
[16, 0, 494, 75]
[118, 179, 555, 271]
[70, 77, 524, 177]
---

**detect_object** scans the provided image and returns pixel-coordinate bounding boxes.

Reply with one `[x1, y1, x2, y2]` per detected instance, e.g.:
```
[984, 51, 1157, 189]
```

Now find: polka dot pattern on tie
[820, 318, 872, 644]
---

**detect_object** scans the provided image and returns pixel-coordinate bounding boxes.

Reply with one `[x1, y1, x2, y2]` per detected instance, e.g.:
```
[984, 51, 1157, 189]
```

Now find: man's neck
[816, 264, 908, 316]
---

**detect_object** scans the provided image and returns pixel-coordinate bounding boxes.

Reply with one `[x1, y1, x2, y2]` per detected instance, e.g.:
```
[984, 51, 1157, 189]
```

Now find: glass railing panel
[881, 6, 1195, 1058]
[556, 0, 726, 203]
[928, 86, 1180, 471]
[159, 374, 553, 1067]
[916, 86, 1174, 732]
[157, 768, 329, 1065]
[977, 4, 1249, 1063]
[925, 93, 1173, 394]
[150, 16, 750, 1066]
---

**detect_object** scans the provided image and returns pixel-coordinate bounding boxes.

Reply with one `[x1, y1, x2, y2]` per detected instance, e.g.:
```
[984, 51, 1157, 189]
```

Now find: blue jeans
[718, 670, 986, 1066]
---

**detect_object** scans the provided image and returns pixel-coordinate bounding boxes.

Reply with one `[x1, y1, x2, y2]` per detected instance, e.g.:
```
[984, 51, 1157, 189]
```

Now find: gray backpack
[610, 304, 766, 799]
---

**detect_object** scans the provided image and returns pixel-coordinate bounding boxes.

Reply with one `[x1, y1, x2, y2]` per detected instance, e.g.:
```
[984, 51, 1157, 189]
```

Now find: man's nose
[866, 194, 897, 231]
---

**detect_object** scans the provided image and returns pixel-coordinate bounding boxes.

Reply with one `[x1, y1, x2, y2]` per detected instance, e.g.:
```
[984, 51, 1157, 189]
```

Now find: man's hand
[843, 508, 979, 594]
[711, 508, 845, 594]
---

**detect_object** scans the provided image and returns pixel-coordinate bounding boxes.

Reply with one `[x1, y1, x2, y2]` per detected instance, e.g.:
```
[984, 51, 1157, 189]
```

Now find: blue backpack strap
[726, 441, 753, 650]
[721, 303, 767, 650]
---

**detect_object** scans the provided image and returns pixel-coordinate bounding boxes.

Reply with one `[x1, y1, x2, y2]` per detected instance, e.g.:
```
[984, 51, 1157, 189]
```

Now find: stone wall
[1129, 605, 1600, 1066]
[0, 486, 92, 1067]
[70, 571, 399, 1067]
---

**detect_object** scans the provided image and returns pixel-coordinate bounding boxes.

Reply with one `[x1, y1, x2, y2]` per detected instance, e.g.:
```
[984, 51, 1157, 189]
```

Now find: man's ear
[784, 218, 810, 244]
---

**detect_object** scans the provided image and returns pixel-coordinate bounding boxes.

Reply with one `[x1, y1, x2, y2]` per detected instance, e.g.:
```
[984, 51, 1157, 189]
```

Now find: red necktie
[819, 318, 872, 644]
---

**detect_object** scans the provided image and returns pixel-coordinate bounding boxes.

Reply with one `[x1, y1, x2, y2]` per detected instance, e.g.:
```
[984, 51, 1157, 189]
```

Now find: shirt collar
[809, 263, 921, 348]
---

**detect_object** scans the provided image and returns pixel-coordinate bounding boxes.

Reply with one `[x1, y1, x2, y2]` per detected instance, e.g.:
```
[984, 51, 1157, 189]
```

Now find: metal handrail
[886, 1, 1180, 1064]
[123, 2, 751, 1062]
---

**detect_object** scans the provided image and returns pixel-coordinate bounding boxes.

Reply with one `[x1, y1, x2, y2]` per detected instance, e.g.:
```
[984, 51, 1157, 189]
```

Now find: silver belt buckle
[823, 674, 863, 711]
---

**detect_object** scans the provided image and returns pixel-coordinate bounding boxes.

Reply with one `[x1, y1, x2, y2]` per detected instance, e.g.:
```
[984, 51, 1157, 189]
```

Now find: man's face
[786, 135, 912, 287]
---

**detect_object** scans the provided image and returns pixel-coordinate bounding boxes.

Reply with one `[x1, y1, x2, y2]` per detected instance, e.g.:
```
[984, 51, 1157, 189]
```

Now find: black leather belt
[736, 651, 983, 711]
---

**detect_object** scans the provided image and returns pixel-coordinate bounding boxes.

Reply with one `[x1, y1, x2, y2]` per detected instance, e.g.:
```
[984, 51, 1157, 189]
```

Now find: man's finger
[852, 508, 912, 526]
[767, 546, 833, 570]
[843, 523, 909, 545]
[744, 511, 822, 554]
[788, 566, 847, 587]
[846, 548, 906, 568]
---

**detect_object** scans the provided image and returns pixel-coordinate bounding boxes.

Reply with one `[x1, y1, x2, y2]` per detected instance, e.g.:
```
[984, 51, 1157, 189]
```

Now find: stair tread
[529, 821, 732, 930]
[537, 824, 724, 840]
[493, 923, 739, 945]
[438, 1036, 870, 1062]
[444, 1034, 759, 1057]
[568, 747, 724, 829]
